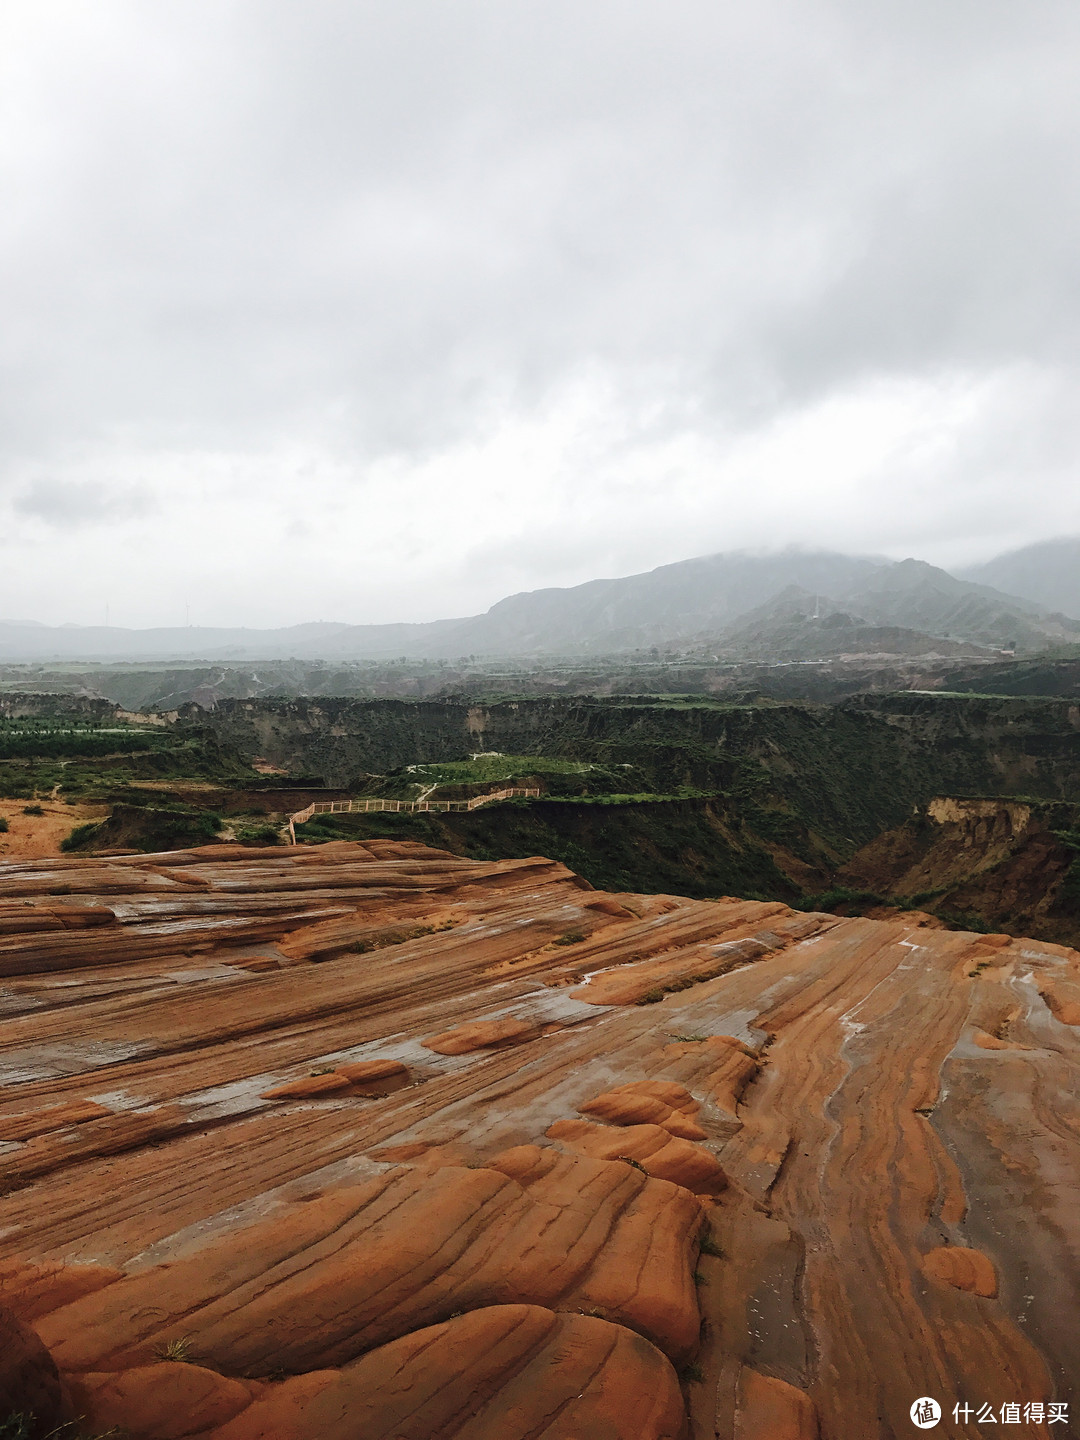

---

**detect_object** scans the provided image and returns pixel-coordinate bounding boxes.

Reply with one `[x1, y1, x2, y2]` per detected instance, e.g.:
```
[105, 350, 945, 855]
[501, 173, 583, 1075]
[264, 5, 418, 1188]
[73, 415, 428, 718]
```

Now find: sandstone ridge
[0, 839, 1077, 1437]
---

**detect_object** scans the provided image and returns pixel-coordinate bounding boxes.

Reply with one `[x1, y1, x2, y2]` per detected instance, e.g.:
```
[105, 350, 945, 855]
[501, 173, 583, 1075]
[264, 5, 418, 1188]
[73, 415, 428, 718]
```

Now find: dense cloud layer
[2, 1, 1078, 625]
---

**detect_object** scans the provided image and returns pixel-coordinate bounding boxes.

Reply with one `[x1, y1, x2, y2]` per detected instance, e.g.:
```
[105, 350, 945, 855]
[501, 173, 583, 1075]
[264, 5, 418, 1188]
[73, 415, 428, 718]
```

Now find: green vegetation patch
[1051, 827, 1080, 915]
[0, 717, 166, 760]
[0, 729, 266, 807]
[405, 754, 594, 784]
[351, 753, 642, 803]
[296, 796, 799, 901]
[231, 822, 284, 847]
[62, 804, 223, 854]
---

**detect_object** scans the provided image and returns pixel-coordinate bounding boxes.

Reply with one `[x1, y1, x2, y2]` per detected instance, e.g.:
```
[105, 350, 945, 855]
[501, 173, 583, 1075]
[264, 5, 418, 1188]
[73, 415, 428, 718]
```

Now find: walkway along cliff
[287, 786, 540, 841]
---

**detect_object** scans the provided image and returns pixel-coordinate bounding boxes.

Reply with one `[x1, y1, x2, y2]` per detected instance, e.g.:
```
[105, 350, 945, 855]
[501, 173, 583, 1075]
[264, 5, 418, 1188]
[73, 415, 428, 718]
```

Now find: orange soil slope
[0, 839, 1077, 1438]
[0, 797, 108, 864]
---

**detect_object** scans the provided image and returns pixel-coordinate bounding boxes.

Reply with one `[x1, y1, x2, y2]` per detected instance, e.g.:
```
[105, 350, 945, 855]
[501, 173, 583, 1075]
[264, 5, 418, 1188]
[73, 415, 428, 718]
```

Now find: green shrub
[0, 730, 155, 760]
[22, 804, 44, 816]
[0, 817, 7, 833]
[1054, 833, 1080, 913]
[794, 887, 887, 913]
[61, 822, 101, 852]
[234, 824, 282, 846]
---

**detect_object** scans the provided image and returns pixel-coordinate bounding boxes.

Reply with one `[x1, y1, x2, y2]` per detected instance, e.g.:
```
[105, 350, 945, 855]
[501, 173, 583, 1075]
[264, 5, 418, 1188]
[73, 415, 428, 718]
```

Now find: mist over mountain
[0, 547, 1076, 664]
[443, 550, 885, 656]
[958, 538, 1080, 622]
[835, 559, 1078, 654]
[698, 586, 991, 663]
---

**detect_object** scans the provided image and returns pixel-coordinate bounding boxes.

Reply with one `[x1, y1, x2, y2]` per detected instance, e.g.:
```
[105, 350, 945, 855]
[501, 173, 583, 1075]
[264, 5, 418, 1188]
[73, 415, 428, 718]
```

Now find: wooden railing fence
[287, 787, 540, 843]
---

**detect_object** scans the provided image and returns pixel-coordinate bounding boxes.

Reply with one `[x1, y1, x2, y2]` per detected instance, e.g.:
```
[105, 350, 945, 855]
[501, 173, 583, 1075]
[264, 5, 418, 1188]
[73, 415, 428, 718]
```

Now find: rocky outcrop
[0, 1305, 74, 1438]
[1, 840, 1078, 1437]
[836, 794, 1080, 947]
[71, 1306, 688, 1440]
[579, 1080, 708, 1139]
[735, 1367, 818, 1440]
[922, 1246, 998, 1298]
[545, 1118, 728, 1195]
[422, 1017, 542, 1053]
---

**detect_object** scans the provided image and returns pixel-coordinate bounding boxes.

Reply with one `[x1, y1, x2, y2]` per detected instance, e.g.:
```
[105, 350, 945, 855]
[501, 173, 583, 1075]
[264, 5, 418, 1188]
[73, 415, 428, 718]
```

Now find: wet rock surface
[0, 839, 1077, 1437]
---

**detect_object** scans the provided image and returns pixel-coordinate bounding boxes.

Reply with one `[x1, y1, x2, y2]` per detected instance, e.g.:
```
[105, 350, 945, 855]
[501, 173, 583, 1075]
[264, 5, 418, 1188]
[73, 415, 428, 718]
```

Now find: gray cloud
[12, 478, 157, 528]
[1, 0, 1078, 624]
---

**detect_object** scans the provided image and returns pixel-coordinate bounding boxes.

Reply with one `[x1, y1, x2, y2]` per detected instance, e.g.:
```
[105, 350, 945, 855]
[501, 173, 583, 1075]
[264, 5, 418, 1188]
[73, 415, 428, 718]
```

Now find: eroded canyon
[1, 839, 1078, 1438]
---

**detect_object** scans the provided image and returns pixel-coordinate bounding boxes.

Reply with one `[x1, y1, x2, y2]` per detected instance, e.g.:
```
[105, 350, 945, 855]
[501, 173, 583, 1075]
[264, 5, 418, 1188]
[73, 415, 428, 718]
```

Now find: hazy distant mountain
[704, 585, 991, 662]
[440, 549, 887, 655]
[840, 558, 1080, 653]
[0, 618, 465, 664]
[958, 538, 1080, 620]
[1, 548, 1075, 663]
[0, 550, 887, 662]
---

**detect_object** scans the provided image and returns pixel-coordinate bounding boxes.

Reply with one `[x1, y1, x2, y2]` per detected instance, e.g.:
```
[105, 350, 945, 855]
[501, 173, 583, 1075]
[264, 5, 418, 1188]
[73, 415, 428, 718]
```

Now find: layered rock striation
[0, 840, 1077, 1437]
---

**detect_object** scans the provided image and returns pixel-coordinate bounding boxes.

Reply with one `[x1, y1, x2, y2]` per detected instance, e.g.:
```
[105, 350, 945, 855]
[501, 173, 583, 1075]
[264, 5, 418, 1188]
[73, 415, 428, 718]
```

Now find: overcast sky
[2, 1, 1079, 628]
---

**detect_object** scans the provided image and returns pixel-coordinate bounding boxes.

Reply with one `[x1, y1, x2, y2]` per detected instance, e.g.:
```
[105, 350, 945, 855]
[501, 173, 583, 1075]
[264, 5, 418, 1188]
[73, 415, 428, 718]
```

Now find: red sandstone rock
[3, 1106, 194, 1190]
[922, 1246, 998, 1298]
[54, 905, 117, 928]
[0, 839, 1074, 1438]
[0, 1304, 74, 1438]
[421, 1017, 539, 1053]
[0, 1099, 112, 1143]
[972, 1028, 1032, 1051]
[259, 1073, 353, 1099]
[579, 1082, 707, 1139]
[658, 1033, 759, 1107]
[37, 1151, 704, 1373]
[486, 1145, 704, 1356]
[0, 903, 115, 936]
[366, 1139, 443, 1162]
[69, 1362, 255, 1438]
[571, 933, 776, 1006]
[0, 1259, 122, 1320]
[545, 1118, 727, 1195]
[333, 1059, 407, 1083]
[1039, 978, 1080, 1025]
[200, 1305, 686, 1440]
[365, 1139, 474, 1168]
[702, 1036, 760, 1113]
[735, 1367, 818, 1440]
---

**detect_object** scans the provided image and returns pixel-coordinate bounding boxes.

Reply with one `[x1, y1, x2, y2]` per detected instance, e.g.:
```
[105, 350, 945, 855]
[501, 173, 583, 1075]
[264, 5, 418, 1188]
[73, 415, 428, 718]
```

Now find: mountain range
[3, 538, 1079, 663]
[958, 537, 1080, 619]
